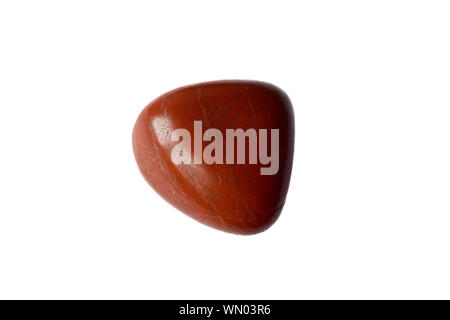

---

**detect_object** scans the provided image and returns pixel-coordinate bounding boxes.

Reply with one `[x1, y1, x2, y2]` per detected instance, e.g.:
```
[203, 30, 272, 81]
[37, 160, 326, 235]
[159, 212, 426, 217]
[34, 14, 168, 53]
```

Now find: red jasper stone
[132, 80, 294, 235]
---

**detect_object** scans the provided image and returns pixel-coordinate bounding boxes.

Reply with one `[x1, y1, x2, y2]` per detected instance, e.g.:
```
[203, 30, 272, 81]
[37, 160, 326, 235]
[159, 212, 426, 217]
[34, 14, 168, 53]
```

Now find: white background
[0, 1, 449, 299]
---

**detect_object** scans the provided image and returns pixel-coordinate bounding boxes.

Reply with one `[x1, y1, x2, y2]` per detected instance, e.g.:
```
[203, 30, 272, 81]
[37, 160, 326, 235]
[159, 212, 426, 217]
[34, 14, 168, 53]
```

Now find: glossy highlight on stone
[132, 80, 294, 235]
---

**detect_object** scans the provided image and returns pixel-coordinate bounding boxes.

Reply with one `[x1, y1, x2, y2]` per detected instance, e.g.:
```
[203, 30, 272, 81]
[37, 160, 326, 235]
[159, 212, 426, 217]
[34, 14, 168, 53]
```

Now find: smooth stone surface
[133, 80, 294, 235]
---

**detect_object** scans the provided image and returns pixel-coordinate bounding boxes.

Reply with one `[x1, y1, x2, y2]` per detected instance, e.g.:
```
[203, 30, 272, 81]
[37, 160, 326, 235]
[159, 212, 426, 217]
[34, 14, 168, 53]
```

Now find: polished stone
[133, 80, 294, 235]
